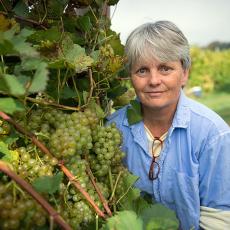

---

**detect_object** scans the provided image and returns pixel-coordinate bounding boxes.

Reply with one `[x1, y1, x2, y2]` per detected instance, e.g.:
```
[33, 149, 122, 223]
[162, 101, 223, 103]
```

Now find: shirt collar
[172, 89, 190, 128]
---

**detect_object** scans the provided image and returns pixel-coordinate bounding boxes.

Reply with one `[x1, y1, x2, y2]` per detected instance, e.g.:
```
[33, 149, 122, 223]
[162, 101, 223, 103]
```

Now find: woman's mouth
[145, 91, 164, 97]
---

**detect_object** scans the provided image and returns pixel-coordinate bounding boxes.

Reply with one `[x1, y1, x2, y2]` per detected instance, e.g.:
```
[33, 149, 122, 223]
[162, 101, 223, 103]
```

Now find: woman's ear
[181, 69, 189, 87]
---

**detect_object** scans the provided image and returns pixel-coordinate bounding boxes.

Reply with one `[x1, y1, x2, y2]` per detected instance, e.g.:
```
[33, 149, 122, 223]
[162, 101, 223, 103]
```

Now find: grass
[190, 92, 230, 125]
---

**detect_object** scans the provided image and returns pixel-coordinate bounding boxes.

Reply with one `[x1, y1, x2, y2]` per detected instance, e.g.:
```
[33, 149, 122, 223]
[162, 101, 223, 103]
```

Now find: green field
[191, 92, 230, 125]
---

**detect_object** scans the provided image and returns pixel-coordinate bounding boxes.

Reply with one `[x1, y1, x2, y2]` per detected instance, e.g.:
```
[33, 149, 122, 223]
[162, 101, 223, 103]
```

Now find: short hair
[125, 20, 191, 71]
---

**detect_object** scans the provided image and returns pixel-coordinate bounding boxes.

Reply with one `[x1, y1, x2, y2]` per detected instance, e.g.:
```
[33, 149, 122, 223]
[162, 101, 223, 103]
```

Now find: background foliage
[189, 46, 230, 93]
[186, 46, 230, 124]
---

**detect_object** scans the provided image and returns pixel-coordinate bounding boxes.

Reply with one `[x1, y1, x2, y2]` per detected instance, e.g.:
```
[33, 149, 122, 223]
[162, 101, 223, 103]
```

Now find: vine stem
[0, 160, 72, 230]
[109, 171, 122, 202]
[86, 165, 112, 217]
[81, 68, 96, 108]
[0, 0, 10, 12]
[108, 167, 116, 212]
[25, 97, 81, 111]
[59, 163, 106, 219]
[0, 11, 47, 29]
[0, 111, 106, 219]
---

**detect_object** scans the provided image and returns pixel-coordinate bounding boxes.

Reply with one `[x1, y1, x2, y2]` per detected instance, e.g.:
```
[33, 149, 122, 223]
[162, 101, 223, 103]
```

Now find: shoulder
[184, 97, 230, 149]
[186, 97, 229, 132]
[106, 105, 129, 127]
[179, 96, 230, 163]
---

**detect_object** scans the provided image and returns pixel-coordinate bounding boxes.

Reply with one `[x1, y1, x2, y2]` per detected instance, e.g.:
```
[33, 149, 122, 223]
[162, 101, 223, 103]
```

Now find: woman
[107, 21, 230, 229]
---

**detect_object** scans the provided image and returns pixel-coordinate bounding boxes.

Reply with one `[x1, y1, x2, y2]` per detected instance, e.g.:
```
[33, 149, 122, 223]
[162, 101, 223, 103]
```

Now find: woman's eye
[136, 67, 147, 74]
[159, 65, 172, 73]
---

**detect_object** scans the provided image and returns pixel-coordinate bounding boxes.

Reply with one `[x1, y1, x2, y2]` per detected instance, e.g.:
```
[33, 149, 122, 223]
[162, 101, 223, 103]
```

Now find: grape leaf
[61, 34, 74, 54]
[2, 74, 25, 96]
[0, 39, 15, 55]
[29, 62, 49, 93]
[131, 195, 152, 216]
[102, 210, 143, 230]
[3, 24, 19, 40]
[90, 50, 100, 62]
[64, 43, 85, 60]
[21, 58, 44, 70]
[20, 28, 34, 38]
[60, 35, 94, 72]
[0, 25, 18, 55]
[12, 32, 38, 57]
[60, 86, 77, 99]
[65, 44, 94, 73]
[117, 173, 140, 210]
[88, 100, 105, 119]
[107, 30, 124, 56]
[48, 59, 65, 69]
[0, 98, 24, 114]
[0, 25, 37, 56]
[74, 55, 94, 73]
[47, 0, 68, 16]
[32, 172, 63, 195]
[13, 0, 29, 17]
[76, 15, 92, 32]
[0, 134, 18, 146]
[29, 27, 61, 44]
[127, 100, 142, 125]
[107, 85, 127, 99]
[0, 141, 19, 163]
[140, 203, 179, 230]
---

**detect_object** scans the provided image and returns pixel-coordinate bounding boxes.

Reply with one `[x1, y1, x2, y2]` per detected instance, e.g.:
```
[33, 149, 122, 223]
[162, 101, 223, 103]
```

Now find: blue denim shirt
[107, 91, 230, 230]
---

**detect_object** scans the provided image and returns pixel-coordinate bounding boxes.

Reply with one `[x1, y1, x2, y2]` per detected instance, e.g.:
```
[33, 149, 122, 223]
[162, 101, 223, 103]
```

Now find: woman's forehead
[133, 56, 175, 67]
[131, 58, 183, 72]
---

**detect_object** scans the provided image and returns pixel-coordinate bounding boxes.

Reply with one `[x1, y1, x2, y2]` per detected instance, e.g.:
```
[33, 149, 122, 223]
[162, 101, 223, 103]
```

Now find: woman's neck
[142, 106, 176, 137]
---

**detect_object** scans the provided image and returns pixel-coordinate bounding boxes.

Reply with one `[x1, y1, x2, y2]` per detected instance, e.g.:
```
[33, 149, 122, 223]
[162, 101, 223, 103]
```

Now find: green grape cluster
[25, 107, 99, 158]
[60, 185, 95, 228]
[66, 155, 90, 190]
[26, 109, 45, 133]
[15, 146, 57, 180]
[90, 123, 125, 176]
[0, 183, 47, 230]
[58, 156, 96, 227]
[1, 106, 131, 229]
[48, 111, 93, 158]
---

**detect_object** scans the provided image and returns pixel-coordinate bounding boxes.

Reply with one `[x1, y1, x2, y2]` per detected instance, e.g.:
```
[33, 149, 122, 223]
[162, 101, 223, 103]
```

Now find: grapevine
[0, 1, 179, 229]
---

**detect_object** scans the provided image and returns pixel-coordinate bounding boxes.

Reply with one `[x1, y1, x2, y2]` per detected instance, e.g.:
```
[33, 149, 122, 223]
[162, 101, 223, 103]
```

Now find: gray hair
[125, 20, 191, 71]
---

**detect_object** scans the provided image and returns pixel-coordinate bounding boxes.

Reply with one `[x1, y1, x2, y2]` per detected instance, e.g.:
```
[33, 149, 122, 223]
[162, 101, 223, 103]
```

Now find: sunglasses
[148, 137, 163, 180]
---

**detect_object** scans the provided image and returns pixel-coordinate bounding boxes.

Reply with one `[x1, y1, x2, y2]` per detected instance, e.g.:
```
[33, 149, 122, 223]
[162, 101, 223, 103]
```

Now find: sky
[110, 0, 230, 46]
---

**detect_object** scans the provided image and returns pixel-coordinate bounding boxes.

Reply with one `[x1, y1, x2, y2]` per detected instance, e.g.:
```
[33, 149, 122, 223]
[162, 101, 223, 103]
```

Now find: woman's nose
[149, 69, 161, 85]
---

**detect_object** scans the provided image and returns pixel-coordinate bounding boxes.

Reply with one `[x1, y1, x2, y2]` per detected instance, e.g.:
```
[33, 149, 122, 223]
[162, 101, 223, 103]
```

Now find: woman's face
[131, 58, 189, 112]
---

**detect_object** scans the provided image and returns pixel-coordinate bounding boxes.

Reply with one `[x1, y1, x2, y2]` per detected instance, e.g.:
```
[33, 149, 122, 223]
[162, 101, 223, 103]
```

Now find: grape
[47, 110, 94, 158]
[89, 123, 125, 177]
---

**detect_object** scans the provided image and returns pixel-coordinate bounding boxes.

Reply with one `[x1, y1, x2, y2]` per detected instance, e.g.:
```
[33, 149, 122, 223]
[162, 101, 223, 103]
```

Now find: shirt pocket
[161, 166, 199, 211]
[161, 167, 200, 229]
